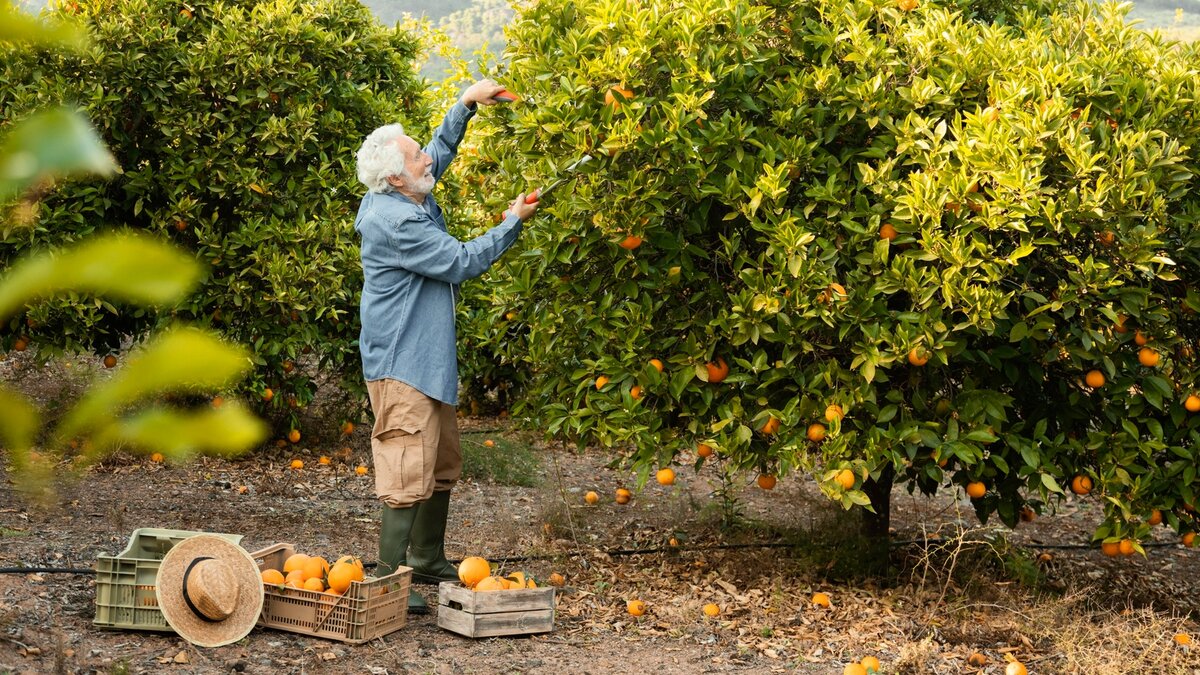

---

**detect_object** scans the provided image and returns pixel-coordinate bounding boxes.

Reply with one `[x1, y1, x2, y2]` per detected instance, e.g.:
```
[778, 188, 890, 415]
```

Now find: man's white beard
[409, 170, 435, 196]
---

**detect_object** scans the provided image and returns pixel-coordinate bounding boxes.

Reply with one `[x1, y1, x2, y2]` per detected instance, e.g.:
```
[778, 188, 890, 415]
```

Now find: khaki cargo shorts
[365, 379, 461, 507]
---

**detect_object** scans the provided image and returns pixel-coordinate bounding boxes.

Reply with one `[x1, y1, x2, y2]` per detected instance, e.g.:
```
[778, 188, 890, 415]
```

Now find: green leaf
[0, 3, 86, 48]
[0, 232, 201, 321]
[55, 327, 252, 441]
[0, 108, 116, 201]
[0, 385, 39, 452]
[91, 404, 267, 458]
[1041, 473, 1065, 494]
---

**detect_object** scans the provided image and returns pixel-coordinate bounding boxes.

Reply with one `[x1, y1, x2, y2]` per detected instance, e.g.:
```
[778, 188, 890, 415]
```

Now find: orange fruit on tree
[879, 223, 897, 240]
[824, 404, 844, 422]
[626, 599, 646, 616]
[966, 481, 986, 499]
[630, 385, 643, 400]
[835, 469, 855, 490]
[356, 465, 369, 476]
[908, 348, 929, 366]
[288, 429, 301, 443]
[282, 359, 295, 373]
[860, 656, 881, 672]
[12, 337, 28, 351]
[1138, 347, 1160, 367]
[897, 0, 918, 11]
[1098, 230, 1116, 246]
[656, 468, 676, 485]
[595, 375, 610, 390]
[1114, 314, 1130, 333]
[302, 556, 329, 582]
[262, 387, 274, 402]
[760, 416, 781, 435]
[615, 487, 632, 504]
[290, 459, 304, 470]
[1085, 369, 1106, 388]
[1134, 330, 1149, 346]
[103, 354, 117, 369]
[806, 423, 826, 443]
[261, 569, 285, 585]
[302, 577, 325, 592]
[1006, 663, 1027, 675]
[1148, 509, 1163, 526]
[474, 576, 506, 592]
[584, 490, 599, 504]
[648, 358, 663, 372]
[1101, 540, 1121, 557]
[843, 665, 867, 675]
[696, 443, 713, 458]
[458, 557, 491, 588]
[757, 474, 777, 490]
[1071, 474, 1093, 496]
[702, 603, 720, 617]
[1186, 395, 1200, 412]
[1182, 531, 1196, 547]
[1118, 539, 1135, 556]
[618, 235, 643, 250]
[705, 357, 730, 383]
[811, 592, 831, 608]
[605, 85, 634, 109]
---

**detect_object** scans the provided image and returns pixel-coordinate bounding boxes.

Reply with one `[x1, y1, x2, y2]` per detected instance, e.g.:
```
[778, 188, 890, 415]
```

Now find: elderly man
[354, 79, 537, 614]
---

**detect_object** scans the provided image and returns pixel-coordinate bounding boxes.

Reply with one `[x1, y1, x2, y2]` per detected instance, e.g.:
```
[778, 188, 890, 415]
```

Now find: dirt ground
[2, 353, 1200, 674]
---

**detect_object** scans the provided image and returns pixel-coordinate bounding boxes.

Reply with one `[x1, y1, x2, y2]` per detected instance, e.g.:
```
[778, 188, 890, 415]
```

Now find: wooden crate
[437, 581, 555, 638]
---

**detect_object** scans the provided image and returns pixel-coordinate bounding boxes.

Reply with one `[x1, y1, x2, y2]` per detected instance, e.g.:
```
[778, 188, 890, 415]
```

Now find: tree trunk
[859, 464, 895, 572]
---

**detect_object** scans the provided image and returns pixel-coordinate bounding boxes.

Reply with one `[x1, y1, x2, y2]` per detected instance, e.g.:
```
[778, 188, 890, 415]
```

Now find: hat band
[181, 556, 220, 623]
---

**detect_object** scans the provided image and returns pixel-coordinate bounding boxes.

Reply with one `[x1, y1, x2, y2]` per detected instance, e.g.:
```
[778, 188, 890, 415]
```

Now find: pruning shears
[499, 154, 595, 219]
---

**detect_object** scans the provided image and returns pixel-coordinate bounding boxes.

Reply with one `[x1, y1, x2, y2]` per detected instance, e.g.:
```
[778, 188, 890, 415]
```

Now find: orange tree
[453, 0, 1200, 547]
[0, 0, 432, 436]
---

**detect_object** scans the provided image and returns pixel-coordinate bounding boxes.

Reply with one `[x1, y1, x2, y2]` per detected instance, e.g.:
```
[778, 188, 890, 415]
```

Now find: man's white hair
[356, 124, 409, 193]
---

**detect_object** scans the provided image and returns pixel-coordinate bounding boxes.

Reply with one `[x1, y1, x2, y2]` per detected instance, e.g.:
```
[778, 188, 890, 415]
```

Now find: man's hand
[508, 192, 539, 221]
[461, 79, 510, 108]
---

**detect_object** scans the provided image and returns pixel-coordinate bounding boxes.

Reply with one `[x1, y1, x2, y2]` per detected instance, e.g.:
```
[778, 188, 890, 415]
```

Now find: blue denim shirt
[355, 101, 524, 405]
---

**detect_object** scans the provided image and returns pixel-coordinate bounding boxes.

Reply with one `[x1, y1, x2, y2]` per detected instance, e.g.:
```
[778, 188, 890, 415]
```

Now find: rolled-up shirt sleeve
[386, 212, 523, 284]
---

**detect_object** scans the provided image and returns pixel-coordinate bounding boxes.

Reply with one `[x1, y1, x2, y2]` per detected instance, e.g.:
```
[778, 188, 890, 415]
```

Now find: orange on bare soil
[626, 599, 646, 616]
[1005, 662, 1027, 675]
[355, 465, 369, 476]
[584, 491, 599, 505]
[615, 488, 632, 505]
[103, 354, 117, 368]
[150, 452, 164, 463]
[702, 603, 720, 617]
[290, 459, 304, 470]
[811, 592, 831, 608]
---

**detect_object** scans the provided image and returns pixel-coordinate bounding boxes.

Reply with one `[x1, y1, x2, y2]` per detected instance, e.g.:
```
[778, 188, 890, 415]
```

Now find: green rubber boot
[378, 505, 429, 615]
[408, 490, 461, 585]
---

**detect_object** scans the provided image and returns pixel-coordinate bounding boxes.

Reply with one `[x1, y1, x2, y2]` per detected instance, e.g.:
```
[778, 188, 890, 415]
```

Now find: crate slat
[436, 581, 556, 638]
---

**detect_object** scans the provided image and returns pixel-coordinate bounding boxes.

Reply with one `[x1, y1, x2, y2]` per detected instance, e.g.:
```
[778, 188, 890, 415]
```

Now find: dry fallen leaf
[174, 650, 189, 664]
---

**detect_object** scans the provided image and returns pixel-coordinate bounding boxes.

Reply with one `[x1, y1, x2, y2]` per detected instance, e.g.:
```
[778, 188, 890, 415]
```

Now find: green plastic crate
[94, 528, 243, 632]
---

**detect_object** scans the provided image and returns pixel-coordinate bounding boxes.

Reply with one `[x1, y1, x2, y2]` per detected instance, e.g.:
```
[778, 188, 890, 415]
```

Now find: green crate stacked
[94, 528, 243, 631]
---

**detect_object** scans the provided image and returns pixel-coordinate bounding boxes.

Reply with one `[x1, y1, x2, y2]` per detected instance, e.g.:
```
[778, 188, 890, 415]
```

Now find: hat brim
[155, 534, 264, 648]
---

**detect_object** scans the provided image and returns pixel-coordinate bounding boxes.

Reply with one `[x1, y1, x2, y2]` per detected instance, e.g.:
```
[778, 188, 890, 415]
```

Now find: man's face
[391, 135, 434, 195]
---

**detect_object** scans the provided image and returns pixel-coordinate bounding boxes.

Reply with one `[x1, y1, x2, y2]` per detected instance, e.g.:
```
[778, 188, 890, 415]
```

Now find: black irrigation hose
[0, 567, 93, 574]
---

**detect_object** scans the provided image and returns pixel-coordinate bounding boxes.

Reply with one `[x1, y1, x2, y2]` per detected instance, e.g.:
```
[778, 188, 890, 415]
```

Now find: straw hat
[155, 535, 264, 647]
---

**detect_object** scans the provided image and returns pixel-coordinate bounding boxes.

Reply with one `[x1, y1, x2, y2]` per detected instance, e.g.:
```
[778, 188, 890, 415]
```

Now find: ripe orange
[458, 556, 491, 588]
[1118, 539, 1135, 556]
[702, 603, 720, 617]
[288, 429, 301, 444]
[626, 599, 646, 616]
[150, 452, 164, 463]
[1182, 532, 1195, 547]
[548, 572, 565, 586]
[618, 235, 643, 250]
[1020, 506, 1036, 522]
[806, 423, 826, 443]
[318, 456, 331, 465]
[1175, 633, 1192, 646]
[656, 468, 675, 485]
[355, 465, 369, 476]
[584, 491, 599, 504]
[1148, 509, 1163, 526]
[1070, 474, 1093, 496]
[1006, 663, 1027, 675]
[474, 576, 506, 592]
[757, 474, 777, 490]
[595, 375, 610, 390]
[811, 592, 831, 608]
[649, 358, 664, 372]
[302, 577, 325, 592]
[605, 85, 634, 109]
[1098, 230, 1116, 246]
[966, 481, 986, 499]
[302, 556, 329, 582]
[968, 653, 988, 667]
[824, 404, 844, 422]
[282, 554, 309, 574]
[262, 388, 274, 402]
[340, 421, 355, 435]
[844, 665, 867, 675]
[630, 385, 643, 400]
[505, 311, 518, 320]
[1085, 369, 1106, 388]
[290, 459, 304, 470]
[1134, 330, 1149, 346]
[1114, 315, 1130, 333]
[284, 569, 306, 588]
[283, 360, 295, 373]
[836, 469, 855, 490]
[696, 443, 713, 458]
[705, 357, 730, 383]
[327, 561, 359, 594]
[615, 488, 632, 504]
[760, 416, 781, 435]
[261, 569, 285, 585]
[12, 337, 27, 352]
[1138, 347, 1160, 367]
[897, 0, 918, 10]
[1101, 540, 1121, 557]
[860, 656, 881, 672]
[879, 223, 897, 240]
[908, 348, 929, 366]
[484, 439, 496, 447]
[1186, 395, 1200, 412]
[211, 396, 223, 408]
[103, 354, 117, 369]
